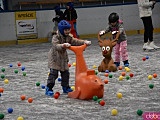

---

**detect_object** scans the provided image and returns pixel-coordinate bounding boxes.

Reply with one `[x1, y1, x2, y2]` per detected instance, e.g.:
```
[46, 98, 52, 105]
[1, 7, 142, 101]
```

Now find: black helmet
[108, 13, 119, 23]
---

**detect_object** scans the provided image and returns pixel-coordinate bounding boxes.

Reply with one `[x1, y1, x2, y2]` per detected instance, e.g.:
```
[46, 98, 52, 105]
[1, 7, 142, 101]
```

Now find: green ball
[126, 76, 130, 80]
[23, 72, 26, 76]
[1, 74, 5, 79]
[14, 69, 18, 74]
[95, 70, 98, 75]
[36, 82, 40, 86]
[149, 84, 154, 89]
[1, 68, 5, 72]
[93, 96, 98, 101]
[97, 99, 102, 104]
[109, 74, 113, 78]
[0, 113, 4, 119]
[137, 109, 143, 116]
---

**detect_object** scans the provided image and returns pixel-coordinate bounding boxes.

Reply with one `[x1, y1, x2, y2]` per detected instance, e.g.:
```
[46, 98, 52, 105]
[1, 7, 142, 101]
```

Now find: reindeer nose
[103, 50, 107, 54]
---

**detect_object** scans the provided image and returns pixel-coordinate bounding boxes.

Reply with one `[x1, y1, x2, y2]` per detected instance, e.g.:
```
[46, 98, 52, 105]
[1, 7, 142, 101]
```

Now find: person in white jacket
[137, 0, 160, 50]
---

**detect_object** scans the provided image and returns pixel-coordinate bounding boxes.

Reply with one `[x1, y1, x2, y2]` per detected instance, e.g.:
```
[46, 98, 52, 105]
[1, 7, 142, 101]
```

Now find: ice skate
[143, 43, 154, 51]
[149, 41, 160, 50]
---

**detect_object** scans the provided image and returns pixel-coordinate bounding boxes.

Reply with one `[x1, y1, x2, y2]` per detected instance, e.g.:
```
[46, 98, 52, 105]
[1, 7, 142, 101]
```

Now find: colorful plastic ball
[97, 99, 102, 104]
[111, 109, 118, 116]
[0, 88, 4, 93]
[119, 76, 124, 81]
[0, 94, 1, 97]
[4, 79, 9, 84]
[109, 74, 113, 78]
[99, 100, 105, 106]
[20, 95, 26, 100]
[129, 73, 134, 77]
[124, 64, 129, 67]
[104, 73, 109, 77]
[104, 79, 109, 84]
[21, 66, 25, 71]
[1, 68, 5, 72]
[17, 62, 21, 67]
[7, 108, 13, 113]
[95, 70, 98, 75]
[146, 56, 149, 59]
[58, 78, 62, 82]
[0, 113, 5, 119]
[1, 74, 5, 79]
[148, 75, 152, 80]
[22, 72, 26, 76]
[54, 94, 59, 99]
[55, 92, 60, 96]
[93, 96, 98, 101]
[28, 98, 33, 103]
[117, 93, 123, 98]
[126, 76, 130, 80]
[125, 68, 130, 72]
[71, 86, 75, 91]
[41, 85, 45, 89]
[9, 64, 13, 67]
[121, 72, 126, 76]
[153, 73, 157, 78]
[137, 109, 143, 116]
[142, 57, 146, 61]
[118, 66, 123, 70]
[68, 63, 71, 67]
[36, 82, 40, 86]
[105, 70, 109, 73]
[72, 62, 76, 66]
[14, 69, 18, 74]
[17, 116, 24, 120]
[92, 65, 97, 69]
[149, 84, 154, 89]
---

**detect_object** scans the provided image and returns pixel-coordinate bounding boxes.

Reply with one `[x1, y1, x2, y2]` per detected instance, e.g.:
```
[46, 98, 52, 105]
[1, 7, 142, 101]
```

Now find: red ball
[20, 95, 26, 100]
[129, 73, 134, 77]
[99, 100, 105, 106]
[153, 73, 157, 78]
[104, 79, 109, 84]
[55, 92, 60, 96]
[68, 64, 71, 67]
[28, 98, 33, 103]
[142, 57, 146, 61]
[17, 62, 21, 67]
[54, 94, 59, 99]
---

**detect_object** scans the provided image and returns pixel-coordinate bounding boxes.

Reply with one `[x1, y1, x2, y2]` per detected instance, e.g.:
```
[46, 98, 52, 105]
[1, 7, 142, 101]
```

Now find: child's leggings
[114, 40, 128, 62]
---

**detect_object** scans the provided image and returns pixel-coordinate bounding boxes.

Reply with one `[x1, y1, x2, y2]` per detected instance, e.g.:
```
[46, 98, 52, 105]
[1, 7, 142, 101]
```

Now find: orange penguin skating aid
[68, 44, 104, 100]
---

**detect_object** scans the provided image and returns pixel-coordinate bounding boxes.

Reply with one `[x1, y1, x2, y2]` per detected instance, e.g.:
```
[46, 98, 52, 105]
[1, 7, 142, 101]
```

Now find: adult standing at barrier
[52, 5, 64, 32]
[63, 2, 79, 38]
[137, 0, 160, 50]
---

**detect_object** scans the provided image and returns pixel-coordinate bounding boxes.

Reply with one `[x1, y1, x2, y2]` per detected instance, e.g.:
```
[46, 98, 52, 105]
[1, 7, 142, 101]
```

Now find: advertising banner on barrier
[15, 11, 37, 40]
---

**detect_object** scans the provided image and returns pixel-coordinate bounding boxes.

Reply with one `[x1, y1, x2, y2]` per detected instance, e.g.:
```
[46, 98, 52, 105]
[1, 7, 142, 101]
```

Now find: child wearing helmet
[45, 20, 91, 96]
[99, 12, 129, 67]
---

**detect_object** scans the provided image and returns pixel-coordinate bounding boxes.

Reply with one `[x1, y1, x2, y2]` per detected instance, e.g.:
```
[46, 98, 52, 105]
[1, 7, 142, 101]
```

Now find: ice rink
[0, 34, 160, 120]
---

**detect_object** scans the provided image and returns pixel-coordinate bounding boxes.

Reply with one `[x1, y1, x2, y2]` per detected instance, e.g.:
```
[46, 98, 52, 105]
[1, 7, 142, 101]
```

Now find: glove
[99, 30, 105, 36]
[63, 43, 71, 48]
[84, 40, 91, 46]
[112, 31, 119, 35]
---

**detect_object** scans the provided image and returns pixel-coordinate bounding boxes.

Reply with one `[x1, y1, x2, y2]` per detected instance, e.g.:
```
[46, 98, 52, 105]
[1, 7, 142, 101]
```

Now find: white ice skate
[149, 41, 160, 50]
[143, 43, 154, 51]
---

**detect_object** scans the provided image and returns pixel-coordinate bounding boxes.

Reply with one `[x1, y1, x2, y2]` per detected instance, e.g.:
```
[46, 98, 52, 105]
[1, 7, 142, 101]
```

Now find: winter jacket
[63, 8, 77, 22]
[52, 10, 64, 23]
[137, 0, 155, 18]
[48, 33, 85, 71]
[104, 20, 127, 44]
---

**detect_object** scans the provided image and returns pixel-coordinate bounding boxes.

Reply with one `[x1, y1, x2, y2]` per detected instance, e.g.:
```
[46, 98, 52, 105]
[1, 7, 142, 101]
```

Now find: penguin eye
[106, 46, 110, 51]
[102, 47, 105, 51]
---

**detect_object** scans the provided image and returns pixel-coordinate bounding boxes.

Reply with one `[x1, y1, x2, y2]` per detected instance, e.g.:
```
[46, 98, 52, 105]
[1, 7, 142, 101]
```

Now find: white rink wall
[0, 3, 160, 41]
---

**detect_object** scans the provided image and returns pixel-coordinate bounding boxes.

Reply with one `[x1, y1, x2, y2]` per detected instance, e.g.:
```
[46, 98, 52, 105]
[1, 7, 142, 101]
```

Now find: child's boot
[114, 62, 120, 67]
[45, 87, 54, 96]
[123, 60, 129, 67]
[62, 86, 73, 93]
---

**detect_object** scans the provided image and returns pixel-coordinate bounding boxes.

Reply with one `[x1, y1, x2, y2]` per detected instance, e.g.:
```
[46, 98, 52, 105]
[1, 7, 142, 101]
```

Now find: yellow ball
[71, 86, 75, 91]
[72, 62, 76, 66]
[92, 65, 97, 69]
[111, 109, 118, 116]
[17, 116, 24, 120]
[48, 72, 50, 76]
[148, 75, 153, 80]
[119, 76, 123, 81]
[125, 68, 130, 72]
[117, 92, 123, 98]
[4, 79, 9, 84]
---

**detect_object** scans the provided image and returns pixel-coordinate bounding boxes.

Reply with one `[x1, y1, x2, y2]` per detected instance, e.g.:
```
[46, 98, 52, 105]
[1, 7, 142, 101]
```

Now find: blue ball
[9, 64, 13, 67]
[8, 108, 13, 113]
[105, 70, 109, 73]
[41, 85, 45, 89]
[0, 93, 1, 97]
[146, 56, 149, 59]
[21, 66, 25, 71]
[58, 78, 62, 82]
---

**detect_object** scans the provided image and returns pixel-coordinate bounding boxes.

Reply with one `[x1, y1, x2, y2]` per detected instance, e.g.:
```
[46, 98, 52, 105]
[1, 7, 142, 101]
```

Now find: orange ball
[118, 66, 123, 70]
[104, 79, 109, 84]
[54, 94, 59, 99]
[121, 72, 126, 76]
[0, 88, 4, 93]
[104, 73, 109, 77]
[28, 98, 33, 103]
[153, 73, 157, 78]
[20, 95, 26, 100]
[68, 63, 71, 67]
